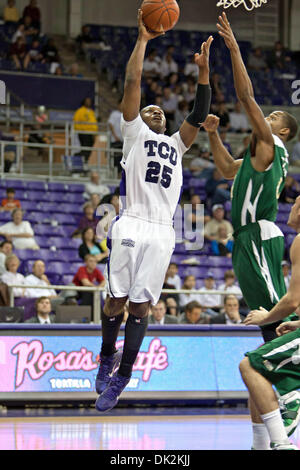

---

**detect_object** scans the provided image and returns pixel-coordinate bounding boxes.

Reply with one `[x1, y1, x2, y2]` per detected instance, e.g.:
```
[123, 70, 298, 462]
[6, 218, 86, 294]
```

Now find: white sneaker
[270, 442, 299, 450]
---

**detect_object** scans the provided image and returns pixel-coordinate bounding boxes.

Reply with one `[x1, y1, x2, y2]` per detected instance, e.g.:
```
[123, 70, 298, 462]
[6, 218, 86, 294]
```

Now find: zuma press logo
[0, 80, 5, 104]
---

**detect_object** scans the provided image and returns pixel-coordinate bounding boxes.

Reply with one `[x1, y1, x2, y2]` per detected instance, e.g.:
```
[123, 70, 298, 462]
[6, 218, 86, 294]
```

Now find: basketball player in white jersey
[95, 9, 213, 412]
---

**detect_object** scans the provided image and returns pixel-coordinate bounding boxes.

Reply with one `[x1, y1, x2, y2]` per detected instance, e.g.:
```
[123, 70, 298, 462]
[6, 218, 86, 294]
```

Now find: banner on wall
[0, 333, 262, 394]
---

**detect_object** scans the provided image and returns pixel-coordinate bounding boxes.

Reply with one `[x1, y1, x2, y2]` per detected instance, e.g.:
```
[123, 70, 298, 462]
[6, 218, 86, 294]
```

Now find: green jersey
[231, 135, 289, 232]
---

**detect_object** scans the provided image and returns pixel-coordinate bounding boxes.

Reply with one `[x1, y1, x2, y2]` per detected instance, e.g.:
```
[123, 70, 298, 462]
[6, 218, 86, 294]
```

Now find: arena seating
[0, 175, 296, 292]
[84, 24, 298, 106]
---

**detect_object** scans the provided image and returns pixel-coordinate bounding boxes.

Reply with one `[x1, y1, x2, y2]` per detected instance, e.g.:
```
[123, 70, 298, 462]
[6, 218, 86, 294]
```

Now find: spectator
[0, 208, 39, 250]
[165, 262, 181, 290]
[108, 99, 123, 168]
[21, 14, 39, 40]
[204, 204, 234, 242]
[268, 41, 292, 70]
[25, 297, 56, 324]
[0, 240, 13, 276]
[1, 254, 28, 298]
[218, 270, 243, 302]
[84, 171, 110, 201]
[25, 260, 58, 299]
[160, 46, 178, 79]
[41, 38, 60, 64]
[185, 194, 210, 232]
[27, 105, 50, 158]
[72, 203, 98, 238]
[22, 0, 41, 30]
[279, 175, 300, 203]
[9, 36, 29, 70]
[198, 272, 222, 315]
[291, 133, 300, 166]
[247, 47, 268, 71]
[148, 299, 178, 324]
[0, 128, 21, 173]
[73, 98, 98, 163]
[210, 294, 242, 324]
[189, 145, 215, 178]
[4, 0, 19, 24]
[178, 300, 211, 324]
[219, 130, 232, 154]
[68, 63, 82, 78]
[165, 296, 179, 317]
[72, 254, 105, 307]
[174, 100, 190, 130]
[78, 227, 108, 265]
[26, 39, 43, 66]
[215, 102, 230, 131]
[1, 188, 21, 212]
[205, 170, 231, 207]
[184, 55, 199, 79]
[143, 48, 161, 79]
[236, 135, 251, 159]
[229, 102, 250, 133]
[210, 72, 224, 105]
[179, 275, 202, 309]
[89, 193, 101, 212]
[76, 25, 94, 54]
[161, 87, 178, 135]
[211, 224, 234, 257]
[281, 261, 291, 290]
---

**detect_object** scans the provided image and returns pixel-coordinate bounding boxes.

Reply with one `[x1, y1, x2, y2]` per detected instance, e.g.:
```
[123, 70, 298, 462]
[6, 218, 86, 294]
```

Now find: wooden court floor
[1, 408, 299, 450]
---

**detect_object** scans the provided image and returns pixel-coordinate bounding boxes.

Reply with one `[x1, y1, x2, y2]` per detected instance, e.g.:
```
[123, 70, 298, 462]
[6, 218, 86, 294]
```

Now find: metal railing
[7, 284, 238, 324]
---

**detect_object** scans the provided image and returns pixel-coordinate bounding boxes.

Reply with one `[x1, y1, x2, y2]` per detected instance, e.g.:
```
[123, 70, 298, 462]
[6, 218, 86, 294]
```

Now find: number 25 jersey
[120, 114, 189, 226]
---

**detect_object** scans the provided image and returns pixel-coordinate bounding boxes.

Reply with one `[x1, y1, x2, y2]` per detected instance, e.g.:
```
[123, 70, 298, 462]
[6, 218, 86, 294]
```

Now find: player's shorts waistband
[233, 220, 283, 240]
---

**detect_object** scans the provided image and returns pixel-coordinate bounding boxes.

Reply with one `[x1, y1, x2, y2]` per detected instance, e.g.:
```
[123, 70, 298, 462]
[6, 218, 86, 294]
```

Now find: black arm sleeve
[186, 84, 212, 128]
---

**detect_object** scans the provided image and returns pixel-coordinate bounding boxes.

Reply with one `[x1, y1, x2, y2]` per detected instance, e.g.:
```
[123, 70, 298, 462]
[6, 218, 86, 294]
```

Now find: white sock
[252, 423, 271, 450]
[261, 409, 290, 445]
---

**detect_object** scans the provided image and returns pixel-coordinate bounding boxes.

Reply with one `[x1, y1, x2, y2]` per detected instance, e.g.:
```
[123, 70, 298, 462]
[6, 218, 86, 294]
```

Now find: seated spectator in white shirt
[108, 100, 123, 146]
[165, 262, 181, 291]
[198, 273, 222, 315]
[148, 299, 178, 325]
[25, 260, 57, 298]
[179, 275, 203, 309]
[229, 102, 250, 133]
[0, 240, 13, 276]
[160, 49, 178, 79]
[210, 294, 242, 324]
[1, 254, 29, 298]
[84, 171, 110, 201]
[218, 270, 243, 303]
[0, 208, 39, 250]
[204, 205, 234, 242]
[25, 296, 56, 324]
[143, 48, 161, 79]
[282, 261, 291, 290]
[184, 55, 199, 79]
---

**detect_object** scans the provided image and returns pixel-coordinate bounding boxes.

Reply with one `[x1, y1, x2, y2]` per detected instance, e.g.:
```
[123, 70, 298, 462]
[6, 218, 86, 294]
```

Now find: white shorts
[105, 215, 175, 305]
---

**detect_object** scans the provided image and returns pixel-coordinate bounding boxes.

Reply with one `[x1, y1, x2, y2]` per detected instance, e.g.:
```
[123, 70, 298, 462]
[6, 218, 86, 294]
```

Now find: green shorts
[246, 328, 300, 396]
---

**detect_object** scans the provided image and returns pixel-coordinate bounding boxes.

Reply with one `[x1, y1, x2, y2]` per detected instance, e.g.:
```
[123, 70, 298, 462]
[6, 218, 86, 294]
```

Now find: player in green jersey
[239, 197, 300, 450]
[203, 12, 299, 342]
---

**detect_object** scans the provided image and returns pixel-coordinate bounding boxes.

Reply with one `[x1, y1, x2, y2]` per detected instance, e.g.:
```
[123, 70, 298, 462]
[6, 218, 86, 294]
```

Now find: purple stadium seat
[33, 225, 65, 237]
[47, 182, 66, 192]
[206, 256, 233, 268]
[67, 193, 85, 204]
[47, 262, 72, 275]
[15, 297, 37, 321]
[45, 192, 67, 203]
[60, 203, 82, 215]
[26, 190, 48, 201]
[21, 201, 41, 211]
[34, 236, 51, 248]
[276, 213, 288, 223]
[65, 183, 85, 193]
[39, 202, 62, 213]
[50, 213, 78, 225]
[188, 178, 206, 189]
[3, 179, 27, 190]
[27, 181, 47, 191]
[224, 201, 232, 213]
[61, 274, 75, 285]
[0, 212, 11, 222]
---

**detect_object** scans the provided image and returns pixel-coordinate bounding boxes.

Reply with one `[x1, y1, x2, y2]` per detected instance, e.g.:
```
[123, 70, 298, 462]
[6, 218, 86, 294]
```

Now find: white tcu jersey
[120, 114, 188, 225]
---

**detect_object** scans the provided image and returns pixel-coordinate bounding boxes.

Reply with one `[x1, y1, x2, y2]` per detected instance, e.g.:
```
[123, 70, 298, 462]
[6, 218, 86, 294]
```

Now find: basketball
[141, 0, 180, 33]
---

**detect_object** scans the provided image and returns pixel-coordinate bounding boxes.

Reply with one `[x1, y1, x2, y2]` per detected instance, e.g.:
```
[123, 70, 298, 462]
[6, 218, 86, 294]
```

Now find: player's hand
[244, 307, 270, 326]
[137, 9, 165, 41]
[194, 36, 213, 71]
[276, 321, 300, 337]
[202, 114, 220, 133]
[217, 12, 239, 51]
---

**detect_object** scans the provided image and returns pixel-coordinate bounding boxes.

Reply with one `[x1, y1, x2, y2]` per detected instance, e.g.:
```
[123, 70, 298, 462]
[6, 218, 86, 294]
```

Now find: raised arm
[203, 114, 243, 179]
[217, 12, 274, 171]
[179, 36, 213, 148]
[121, 9, 164, 122]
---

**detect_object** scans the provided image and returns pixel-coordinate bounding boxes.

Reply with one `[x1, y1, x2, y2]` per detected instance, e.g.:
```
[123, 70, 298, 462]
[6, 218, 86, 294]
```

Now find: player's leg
[239, 358, 297, 450]
[248, 396, 271, 450]
[95, 300, 151, 412]
[95, 296, 128, 395]
[233, 225, 286, 342]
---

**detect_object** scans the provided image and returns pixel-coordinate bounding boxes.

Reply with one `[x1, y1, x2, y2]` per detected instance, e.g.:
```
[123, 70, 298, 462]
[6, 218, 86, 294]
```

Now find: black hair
[282, 112, 299, 142]
[6, 187, 15, 194]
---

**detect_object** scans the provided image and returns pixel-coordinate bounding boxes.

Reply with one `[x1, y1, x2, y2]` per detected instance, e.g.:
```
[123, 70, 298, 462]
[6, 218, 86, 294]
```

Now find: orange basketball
[141, 0, 180, 33]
